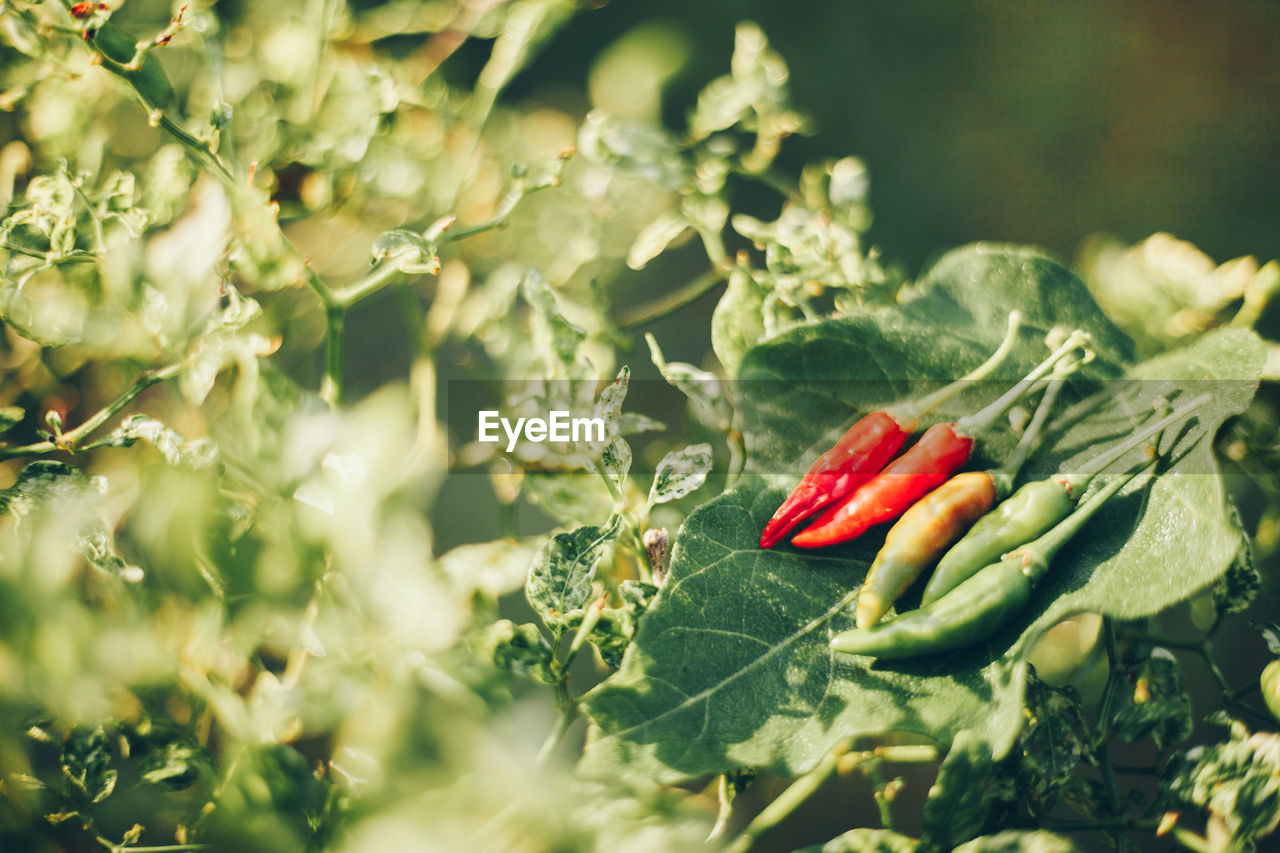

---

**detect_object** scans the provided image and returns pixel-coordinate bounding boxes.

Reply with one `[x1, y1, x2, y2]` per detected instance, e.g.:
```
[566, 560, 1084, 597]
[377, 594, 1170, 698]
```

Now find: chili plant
[1, 4, 1279, 853]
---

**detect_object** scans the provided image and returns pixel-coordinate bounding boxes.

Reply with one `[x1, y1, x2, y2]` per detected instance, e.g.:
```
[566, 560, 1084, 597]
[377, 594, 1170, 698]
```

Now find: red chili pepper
[759, 312, 1024, 549]
[792, 423, 974, 547]
[759, 411, 907, 548]
[791, 330, 1090, 549]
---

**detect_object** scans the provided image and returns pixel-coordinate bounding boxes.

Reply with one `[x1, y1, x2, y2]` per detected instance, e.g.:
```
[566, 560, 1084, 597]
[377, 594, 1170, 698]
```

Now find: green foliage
[582, 248, 1261, 783]
[800, 827, 919, 853]
[60, 727, 117, 805]
[525, 515, 622, 628]
[1111, 648, 1193, 750]
[920, 730, 1004, 849]
[1, 3, 1276, 851]
[1160, 719, 1280, 844]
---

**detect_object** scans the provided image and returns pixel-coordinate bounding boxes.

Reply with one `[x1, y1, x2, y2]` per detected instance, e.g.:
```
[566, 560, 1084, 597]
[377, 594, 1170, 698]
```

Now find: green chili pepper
[831, 465, 1149, 659]
[854, 375, 1067, 629]
[1263, 659, 1280, 724]
[919, 394, 1210, 607]
[85, 21, 176, 112]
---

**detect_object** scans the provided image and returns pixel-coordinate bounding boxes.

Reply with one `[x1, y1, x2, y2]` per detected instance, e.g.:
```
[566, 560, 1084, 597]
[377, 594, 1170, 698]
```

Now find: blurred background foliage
[1, 0, 1279, 851]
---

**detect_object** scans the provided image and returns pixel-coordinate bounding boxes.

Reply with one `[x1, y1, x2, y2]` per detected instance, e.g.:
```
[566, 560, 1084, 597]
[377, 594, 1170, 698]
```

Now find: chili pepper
[831, 464, 1151, 659]
[853, 375, 1067, 629]
[919, 393, 1210, 606]
[1262, 659, 1280, 724]
[759, 312, 1024, 549]
[792, 330, 1090, 549]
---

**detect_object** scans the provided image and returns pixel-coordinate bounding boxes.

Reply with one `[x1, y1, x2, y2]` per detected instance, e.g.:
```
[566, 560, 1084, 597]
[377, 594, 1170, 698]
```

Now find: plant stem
[1111, 764, 1159, 776]
[1044, 818, 1160, 833]
[1091, 619, 1130, 850]
[1095, 619, 1122, 744]
[1119, 631, 1275, 725]
[726, 423, 746, 490]
[537, 629, 581, 767]
[724, 744, 846, 853]
[615, 268, 728, 330]
[1169, 827, 1212, 853]
[597, 466, 651, 581]
[332, 259, 410, 309]
[0, 362, 182, 459]
[708, 774, 736, 842]
[864, 761, 897, 831]
[1, 242, 97, 263]
[535, 698, 578, 767]
[320, 304, 344, 407]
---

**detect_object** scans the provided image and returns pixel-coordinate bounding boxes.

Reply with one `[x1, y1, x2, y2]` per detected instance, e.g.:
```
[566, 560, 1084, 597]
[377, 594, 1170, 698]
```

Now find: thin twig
[724, 743, 847, 853]
[0, 362, 182, 460]
[615, 268, 728, 330]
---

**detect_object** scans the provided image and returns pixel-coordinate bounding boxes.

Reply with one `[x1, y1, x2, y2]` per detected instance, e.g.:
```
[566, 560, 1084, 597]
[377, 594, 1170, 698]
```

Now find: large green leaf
[580, 245, 1262, 784]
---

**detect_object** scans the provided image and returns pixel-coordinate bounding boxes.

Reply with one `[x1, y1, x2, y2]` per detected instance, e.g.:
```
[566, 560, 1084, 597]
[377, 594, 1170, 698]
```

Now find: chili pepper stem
[886, 310, 1023, 426]
[1055, 393, 1210, 495]
[954, 330, 1090, 437]
[993, 375, 1067, 494]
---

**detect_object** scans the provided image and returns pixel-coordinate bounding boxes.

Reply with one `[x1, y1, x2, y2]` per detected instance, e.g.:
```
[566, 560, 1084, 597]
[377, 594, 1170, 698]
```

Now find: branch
[724, 742, 849, 853]
[615, 268, 728, 330]
[0, 362, 182, 460]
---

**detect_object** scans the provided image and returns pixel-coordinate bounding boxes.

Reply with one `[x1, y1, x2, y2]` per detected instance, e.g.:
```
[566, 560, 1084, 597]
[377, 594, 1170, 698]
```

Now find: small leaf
[1253, 621, 1280, 656]
[62, 727, 117, 804]
[619, 412, 666, 435]
[1263, 660, 1280, 723]
[627, 212, 690, 270]
[0, 461, 100, 516]
[560, 603, 634, 670]
[921, 730, 1002, 849]
[526, 516, 623, 626]
[952, 830, 1085, 853]
[0, 406, 24, 436]
[797, 828, 918, 853]
[577, 112, 691, 192]
[1112, 649, 1192, 750]
[593, 366, 630, 441]
[370, 228, 438, 274]
[1160, 721, 1280, 842]
[577, 580, 660, 669]
[522, 269, 587, 373]
[485, 621, 556, 684]
[138, 739, 208, 792]
[1018, 671, 1094, 802]
[601, 436, 632, 489]
[646, 334, 733, 431]
[712, 264, 766, 378]
[647, 444, 712, 507]
[521, 470, 616, 526]
[1211, 507, 1259, 618]
[77, 526, 138, 579]
[97, 414, 218, 469]
[1059, 776, 1109, 821]
[439, 538, 540, 599]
